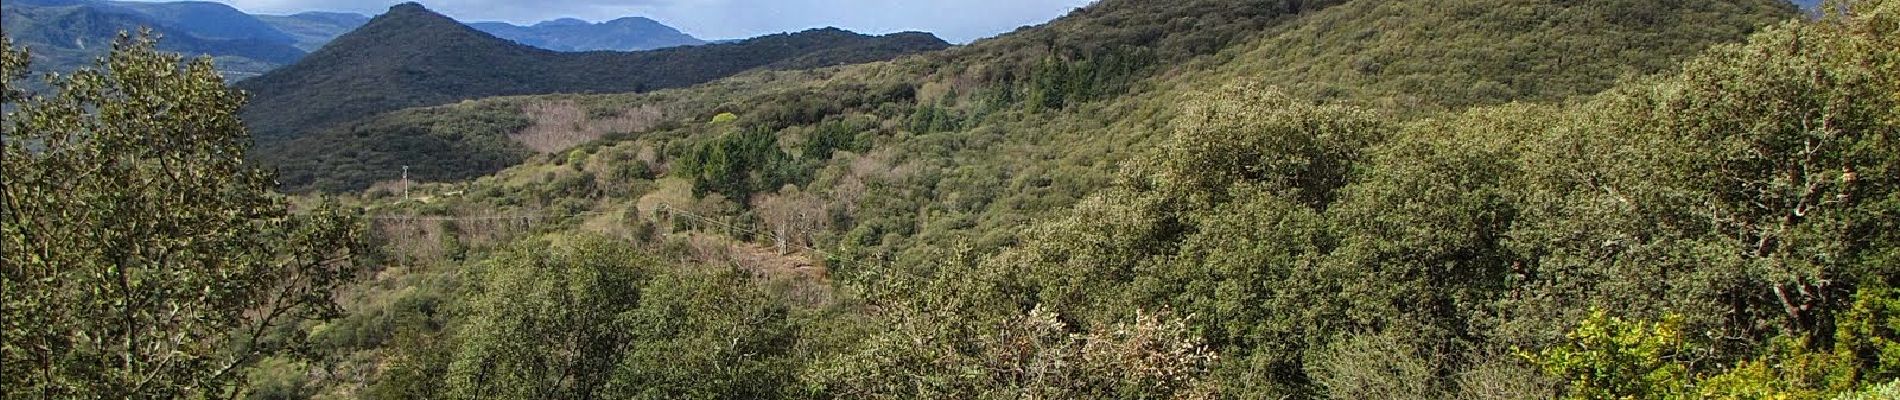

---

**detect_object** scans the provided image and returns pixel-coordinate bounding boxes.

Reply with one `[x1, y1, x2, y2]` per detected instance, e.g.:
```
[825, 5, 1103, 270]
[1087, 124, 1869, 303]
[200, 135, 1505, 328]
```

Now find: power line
[655, 203, 830, 257]
[364, 202, 941, 290]
[363, 202, 844, 267]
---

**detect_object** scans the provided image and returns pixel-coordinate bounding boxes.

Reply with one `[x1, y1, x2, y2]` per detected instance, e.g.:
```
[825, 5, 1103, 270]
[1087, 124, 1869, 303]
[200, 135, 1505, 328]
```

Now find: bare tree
[755, 185, 831, 255]
[512, 101, 663, 153]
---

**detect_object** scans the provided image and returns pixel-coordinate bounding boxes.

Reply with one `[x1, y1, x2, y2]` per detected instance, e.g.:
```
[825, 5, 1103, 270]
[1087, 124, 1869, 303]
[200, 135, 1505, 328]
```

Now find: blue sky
[156, 0, 1095, 43]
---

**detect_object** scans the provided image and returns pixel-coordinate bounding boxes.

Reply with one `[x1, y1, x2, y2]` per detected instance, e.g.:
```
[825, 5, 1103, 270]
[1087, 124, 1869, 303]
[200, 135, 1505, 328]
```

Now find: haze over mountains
[251, 11, 370, 51]
[1, 0, 711, 79]
[468, 17, 706, 52]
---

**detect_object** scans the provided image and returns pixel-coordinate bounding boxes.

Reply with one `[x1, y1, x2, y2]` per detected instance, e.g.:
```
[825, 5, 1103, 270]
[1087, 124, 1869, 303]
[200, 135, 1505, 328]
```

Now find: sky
[153, 0, 1096, 43]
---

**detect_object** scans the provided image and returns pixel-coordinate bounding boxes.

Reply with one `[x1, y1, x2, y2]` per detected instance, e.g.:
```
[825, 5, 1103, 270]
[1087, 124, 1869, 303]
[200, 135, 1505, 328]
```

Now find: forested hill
[234, 2, 948, 144]
[263, 0, 1795, 195]
[221, 0, 1898, 397]
[10, 0, 1896, 398]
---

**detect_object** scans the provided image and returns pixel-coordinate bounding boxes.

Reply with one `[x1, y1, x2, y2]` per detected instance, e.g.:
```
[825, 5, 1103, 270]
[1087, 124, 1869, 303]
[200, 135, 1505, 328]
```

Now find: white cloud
[169, 0, 1093, 43]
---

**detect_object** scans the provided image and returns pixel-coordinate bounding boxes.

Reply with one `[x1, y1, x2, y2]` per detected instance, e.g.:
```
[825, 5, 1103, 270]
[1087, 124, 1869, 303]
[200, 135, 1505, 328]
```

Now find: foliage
[1528, 285, 1900, 400]
[676, 127, 800, 201]
[803, 117, 873, 159]
[1019, 47, 1154, 111]
[355, 233, 812, 399]
[605, 265, 799, 399]
[443, 236, 649, 398]
[0, 34, 365, 397]
[1216, 0, 1797, 110]
[24, 0, 1897, 398]
[804, 2, 1887, 398]
[940, 0, 1349, 103]
[1697, 284, 1900, 398]
[1832, 380, 1900, 400]
[1306, 331, 1445, 400]
[1525, 311, 1696, 399]
[254, 100, 537, 193]
[1140, 83, 1388, 209]
[808, 305, 1220, 399]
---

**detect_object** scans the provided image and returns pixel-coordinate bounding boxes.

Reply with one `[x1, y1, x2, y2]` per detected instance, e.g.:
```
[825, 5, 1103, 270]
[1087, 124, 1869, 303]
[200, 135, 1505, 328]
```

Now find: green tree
[1305, 331, 1444, 400]
[808, 304, 1219, 399]
[1141, 83, 1388, 209]
[1526, 287, 1899, 400]
[437, 235, 804, 399]
[444, 236, 651, 399]
[1, 33, 366, 397]
[606, 267, 797, 399]
[1501, 0, 1900, 355]
[1525, 310, 1696, 400]
[679, 127, 798, 201]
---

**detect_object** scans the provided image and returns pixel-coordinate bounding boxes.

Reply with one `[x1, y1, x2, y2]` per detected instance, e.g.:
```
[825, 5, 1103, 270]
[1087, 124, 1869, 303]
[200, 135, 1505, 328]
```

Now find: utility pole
[402, 165, 410, 202]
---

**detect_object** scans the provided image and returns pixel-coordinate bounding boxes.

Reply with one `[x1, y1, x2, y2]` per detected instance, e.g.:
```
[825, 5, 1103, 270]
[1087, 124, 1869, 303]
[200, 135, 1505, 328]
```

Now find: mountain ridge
[237, 2, 948, 146]
[106, 0, 297, 44]
[2, 0, 715, 77]
[467, 15, 705, 52]
[1, 1, 307, 79]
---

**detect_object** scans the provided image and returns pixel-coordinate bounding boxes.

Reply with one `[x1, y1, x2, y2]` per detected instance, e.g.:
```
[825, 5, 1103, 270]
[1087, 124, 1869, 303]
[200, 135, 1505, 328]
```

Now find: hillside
[8, 0, 1893, 398]
[235, 2, 948, 146]
[308, 0, 1802, 390]
[1159, 0, 1801, 110]
[233, 0, 1896, 397]
[256, 0, 1350, 193]
[273, 0, 1794, 198]
[469, 17, 705, 51]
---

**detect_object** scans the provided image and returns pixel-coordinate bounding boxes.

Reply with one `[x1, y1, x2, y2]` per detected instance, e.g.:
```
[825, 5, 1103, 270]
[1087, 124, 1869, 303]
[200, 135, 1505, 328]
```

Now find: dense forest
[3, 0, 1897, 399]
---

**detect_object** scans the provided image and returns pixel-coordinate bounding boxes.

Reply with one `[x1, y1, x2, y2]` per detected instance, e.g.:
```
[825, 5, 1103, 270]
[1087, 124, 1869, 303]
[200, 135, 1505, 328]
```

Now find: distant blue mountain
[107, 1, 298, 44]
[4, 0, 709, 79]
[2, 0, 306, 79]
[467, 17, 705, 51]
[8, 0, 93, 6]
[254, 12, 372, 51]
